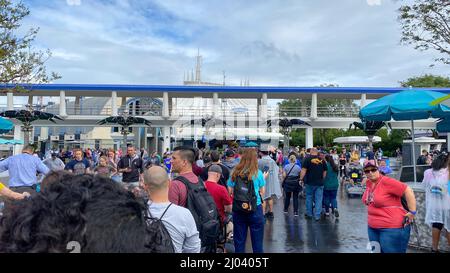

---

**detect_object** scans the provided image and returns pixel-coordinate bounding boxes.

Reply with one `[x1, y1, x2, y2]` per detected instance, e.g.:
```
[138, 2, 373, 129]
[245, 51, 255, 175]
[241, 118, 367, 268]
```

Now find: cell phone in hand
[263, 166, 270, 173]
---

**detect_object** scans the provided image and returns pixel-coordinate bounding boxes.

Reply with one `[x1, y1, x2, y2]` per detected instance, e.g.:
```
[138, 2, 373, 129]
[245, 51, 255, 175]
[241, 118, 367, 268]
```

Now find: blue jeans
[368, 225, 411, 253]
[233, 205, 265, 253]
[323, 189, 338, 212]
[305, 184, 324, 219]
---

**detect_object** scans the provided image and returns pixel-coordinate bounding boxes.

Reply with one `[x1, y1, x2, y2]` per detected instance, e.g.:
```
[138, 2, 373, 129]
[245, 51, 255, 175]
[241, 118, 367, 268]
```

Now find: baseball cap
[363, 160, 378, 169]
[208, 164, 223, 174]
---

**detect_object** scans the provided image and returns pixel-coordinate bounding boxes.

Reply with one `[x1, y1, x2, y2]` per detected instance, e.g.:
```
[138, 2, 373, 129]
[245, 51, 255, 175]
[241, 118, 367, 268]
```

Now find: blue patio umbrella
[0, 117, 13, 134]
[360, 89, 450, 182]
[0, 138, 23, 145]
[244, 141, 258, 148]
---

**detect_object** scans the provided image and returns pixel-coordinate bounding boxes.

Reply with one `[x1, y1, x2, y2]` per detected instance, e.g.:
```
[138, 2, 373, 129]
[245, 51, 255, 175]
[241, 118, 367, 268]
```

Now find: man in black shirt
[300, 148, 327, 221]
[200, 150, 230, 187]
[117, 146, 144, 192]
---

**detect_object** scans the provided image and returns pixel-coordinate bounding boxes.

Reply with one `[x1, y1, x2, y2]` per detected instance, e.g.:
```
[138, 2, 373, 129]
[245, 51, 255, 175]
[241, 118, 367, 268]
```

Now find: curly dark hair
[0, 174, 159, 253]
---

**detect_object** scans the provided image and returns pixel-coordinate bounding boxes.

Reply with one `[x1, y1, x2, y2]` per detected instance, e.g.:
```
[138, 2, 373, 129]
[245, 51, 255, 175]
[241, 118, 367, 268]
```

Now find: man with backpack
[169, 146, 221, 253]
[143, 166, 200, 253]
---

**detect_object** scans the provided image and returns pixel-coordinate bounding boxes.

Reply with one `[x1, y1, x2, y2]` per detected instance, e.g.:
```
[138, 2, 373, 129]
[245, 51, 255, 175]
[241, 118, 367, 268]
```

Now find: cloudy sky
[17, 0, 449, 87]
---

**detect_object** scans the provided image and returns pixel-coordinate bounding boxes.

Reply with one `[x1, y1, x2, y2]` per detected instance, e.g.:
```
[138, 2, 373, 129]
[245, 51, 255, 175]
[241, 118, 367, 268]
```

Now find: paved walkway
[248, 187, 424, 253]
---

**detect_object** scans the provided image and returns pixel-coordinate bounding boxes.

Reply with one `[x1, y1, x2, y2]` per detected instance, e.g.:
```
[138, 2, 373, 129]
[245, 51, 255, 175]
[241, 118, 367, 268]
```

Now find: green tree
[400, 74, 450, 87]
[0, 0, 60, 93]
[398, 0, 450, 65]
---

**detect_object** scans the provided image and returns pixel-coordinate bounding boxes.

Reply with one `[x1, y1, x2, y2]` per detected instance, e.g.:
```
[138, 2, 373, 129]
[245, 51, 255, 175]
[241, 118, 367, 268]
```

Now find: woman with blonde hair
[227, 148, 267, 253]
[282, 154, 302, 216]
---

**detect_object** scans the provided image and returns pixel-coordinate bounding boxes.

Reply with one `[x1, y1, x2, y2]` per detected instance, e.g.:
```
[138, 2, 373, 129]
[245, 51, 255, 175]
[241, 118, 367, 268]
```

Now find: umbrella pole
[411, 120, 417, 183]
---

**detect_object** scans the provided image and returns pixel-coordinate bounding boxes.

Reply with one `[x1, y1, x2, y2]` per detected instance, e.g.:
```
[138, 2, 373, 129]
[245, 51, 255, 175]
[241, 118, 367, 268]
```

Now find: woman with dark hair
[422, 153, 450, 252]
[323, 155, 340, 217]
[227, 148, 267, 253]
[362, 161, 416, 253]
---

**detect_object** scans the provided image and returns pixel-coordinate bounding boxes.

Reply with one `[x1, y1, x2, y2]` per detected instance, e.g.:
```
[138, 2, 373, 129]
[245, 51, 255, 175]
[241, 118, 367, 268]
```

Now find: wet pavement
[249, 187, 424, 253]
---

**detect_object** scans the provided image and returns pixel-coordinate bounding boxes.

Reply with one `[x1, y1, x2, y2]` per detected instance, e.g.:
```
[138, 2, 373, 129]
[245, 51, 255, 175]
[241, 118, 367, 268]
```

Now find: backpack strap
[175, 175, 204, 190]
[160, 203, 173, 219]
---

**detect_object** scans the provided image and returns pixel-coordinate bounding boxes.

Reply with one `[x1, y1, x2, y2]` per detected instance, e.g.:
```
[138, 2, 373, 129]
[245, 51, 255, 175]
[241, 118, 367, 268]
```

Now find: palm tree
[349, 121, 390, 149]
[97, 113, 151, 153]
[267, 117, 311, 153]
[0, 104, 63, 146]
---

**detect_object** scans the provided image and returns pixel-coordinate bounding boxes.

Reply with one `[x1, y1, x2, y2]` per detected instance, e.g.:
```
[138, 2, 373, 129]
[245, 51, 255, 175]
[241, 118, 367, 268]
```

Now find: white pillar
[59, 91, 67, 116]
[311, 93, 317, 119]
[163, 92, 169, 118]
[7, 92, 14, 110]
[133, 127, 141, 148]
[13, 125, 24, 155]
[162, 126, 171, 152]
[111, 91, 118, 116]
[41, 127, 49, 141]
[306, 127, 313, 149]
[28, 96, 33, 106]
[75, 96, 80, 115]
[213, 92, 219, 118]
[447, 133, 450, 152]
[261, 93, 268, 120]
[361, 93, 367, 108]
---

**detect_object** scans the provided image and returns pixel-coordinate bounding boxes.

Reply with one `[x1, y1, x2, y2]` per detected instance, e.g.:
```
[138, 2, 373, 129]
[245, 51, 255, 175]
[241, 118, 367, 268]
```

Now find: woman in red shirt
[362, 161, 417, 253]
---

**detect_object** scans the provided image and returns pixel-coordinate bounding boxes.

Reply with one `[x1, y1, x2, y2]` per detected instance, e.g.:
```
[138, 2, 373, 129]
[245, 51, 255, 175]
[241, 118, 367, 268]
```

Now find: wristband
[409, 211, 416, 215]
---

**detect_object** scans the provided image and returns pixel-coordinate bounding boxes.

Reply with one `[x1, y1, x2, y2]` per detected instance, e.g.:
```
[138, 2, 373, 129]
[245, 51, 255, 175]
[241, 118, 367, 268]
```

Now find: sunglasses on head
[364, 168, 378, 174]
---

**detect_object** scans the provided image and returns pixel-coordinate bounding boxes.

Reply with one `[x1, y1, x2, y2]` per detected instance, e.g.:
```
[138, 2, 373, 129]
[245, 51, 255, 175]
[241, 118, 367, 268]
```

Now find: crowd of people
[0, 143, 448, 253]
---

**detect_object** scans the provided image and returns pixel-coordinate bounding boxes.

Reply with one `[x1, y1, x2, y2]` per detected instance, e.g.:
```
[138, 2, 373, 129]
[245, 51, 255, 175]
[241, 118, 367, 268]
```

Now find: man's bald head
[310, 148, 318, 155]
[143, 166, 169, 192]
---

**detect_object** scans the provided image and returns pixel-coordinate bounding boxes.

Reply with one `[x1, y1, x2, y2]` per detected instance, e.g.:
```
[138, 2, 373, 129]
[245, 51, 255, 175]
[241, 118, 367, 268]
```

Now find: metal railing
[0, 105, 360, 118]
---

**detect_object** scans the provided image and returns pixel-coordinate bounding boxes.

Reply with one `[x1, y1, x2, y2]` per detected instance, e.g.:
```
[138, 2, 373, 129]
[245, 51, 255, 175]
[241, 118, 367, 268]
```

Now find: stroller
[216, 214, 234, 253]
[345, 165, 365, 198]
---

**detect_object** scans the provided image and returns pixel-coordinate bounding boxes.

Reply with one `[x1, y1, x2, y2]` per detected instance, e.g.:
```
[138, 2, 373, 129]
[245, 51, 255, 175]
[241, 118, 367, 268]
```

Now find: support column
[28, 96, 33, 106]
[310, 93, 317, 119]
[306, 127, 314, 149]
[260, 93, 268, 120]
[163, 92, 169, 118]
[133, 127, 141, 148]
[360, 93, 367, 108]
[213, 92, 219, 118]
[447, 133, 450, 153]
[121, 97, 127, 114]
[7, 92, 14, 110]
[59, 91, 67, 116]
[162, 126, 171, 153]
[111, 91, 118, 116]
[75, 96, 80, 115]
[13, 125, 24, 155]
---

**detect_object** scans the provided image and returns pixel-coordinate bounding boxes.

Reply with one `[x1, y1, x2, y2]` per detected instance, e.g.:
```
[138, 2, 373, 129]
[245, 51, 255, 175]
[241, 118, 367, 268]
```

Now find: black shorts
[432, 223, 444, 230]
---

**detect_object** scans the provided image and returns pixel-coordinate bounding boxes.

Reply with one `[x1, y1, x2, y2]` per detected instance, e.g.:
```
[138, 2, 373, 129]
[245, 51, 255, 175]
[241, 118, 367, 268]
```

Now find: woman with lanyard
[362, 160, 417, 253]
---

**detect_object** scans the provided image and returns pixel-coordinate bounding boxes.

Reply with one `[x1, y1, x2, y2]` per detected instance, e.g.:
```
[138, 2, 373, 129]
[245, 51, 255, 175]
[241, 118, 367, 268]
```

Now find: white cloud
[19, 0, 449, 87]
[367, 0, 382, 6]
[66, 0, 81, 6]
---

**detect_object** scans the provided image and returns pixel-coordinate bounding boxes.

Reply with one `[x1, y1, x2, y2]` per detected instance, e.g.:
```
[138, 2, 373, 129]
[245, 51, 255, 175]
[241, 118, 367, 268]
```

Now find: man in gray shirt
[143, 166, 200, 253]
[43, 152, 65, 172]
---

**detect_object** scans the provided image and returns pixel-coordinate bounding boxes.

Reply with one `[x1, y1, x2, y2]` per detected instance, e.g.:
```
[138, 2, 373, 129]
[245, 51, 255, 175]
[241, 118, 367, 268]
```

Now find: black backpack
[176, 176, 220, 251]
[232, 175, 257, 214]
[144, 203, 175, 253]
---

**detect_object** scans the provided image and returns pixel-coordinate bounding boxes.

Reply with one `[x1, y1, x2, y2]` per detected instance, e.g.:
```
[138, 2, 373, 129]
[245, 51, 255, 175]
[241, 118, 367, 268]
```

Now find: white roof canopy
[333, 136, 381, 144]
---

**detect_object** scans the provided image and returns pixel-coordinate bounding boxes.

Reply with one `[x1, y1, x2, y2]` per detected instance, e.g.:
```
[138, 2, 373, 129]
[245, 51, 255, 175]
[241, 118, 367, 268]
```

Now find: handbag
[282, 164, 297, 188]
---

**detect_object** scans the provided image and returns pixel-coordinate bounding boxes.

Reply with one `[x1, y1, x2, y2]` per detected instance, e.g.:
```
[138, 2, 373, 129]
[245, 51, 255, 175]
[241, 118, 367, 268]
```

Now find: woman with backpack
[422, 153, 450, 252]
[227, 148, 267, 253]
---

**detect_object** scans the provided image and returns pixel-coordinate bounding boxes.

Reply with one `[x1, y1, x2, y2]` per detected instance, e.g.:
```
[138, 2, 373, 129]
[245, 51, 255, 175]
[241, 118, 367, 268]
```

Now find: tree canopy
[400, 74, 450, 87]
[398, 0, 450, 65]
[0, 0, 60, 93]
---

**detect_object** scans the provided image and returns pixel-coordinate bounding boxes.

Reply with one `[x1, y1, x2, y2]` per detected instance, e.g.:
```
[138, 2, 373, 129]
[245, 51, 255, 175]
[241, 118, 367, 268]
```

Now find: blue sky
[13, 0, 449, 87]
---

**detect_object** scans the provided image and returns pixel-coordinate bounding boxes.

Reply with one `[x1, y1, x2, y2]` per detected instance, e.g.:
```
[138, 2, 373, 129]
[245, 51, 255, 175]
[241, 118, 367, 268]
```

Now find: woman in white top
[422, 153, 450, 252]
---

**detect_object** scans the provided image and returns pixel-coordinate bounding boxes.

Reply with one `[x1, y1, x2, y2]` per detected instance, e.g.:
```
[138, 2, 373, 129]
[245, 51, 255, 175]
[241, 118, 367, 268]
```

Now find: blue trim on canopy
[2, 84, 450, 94]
